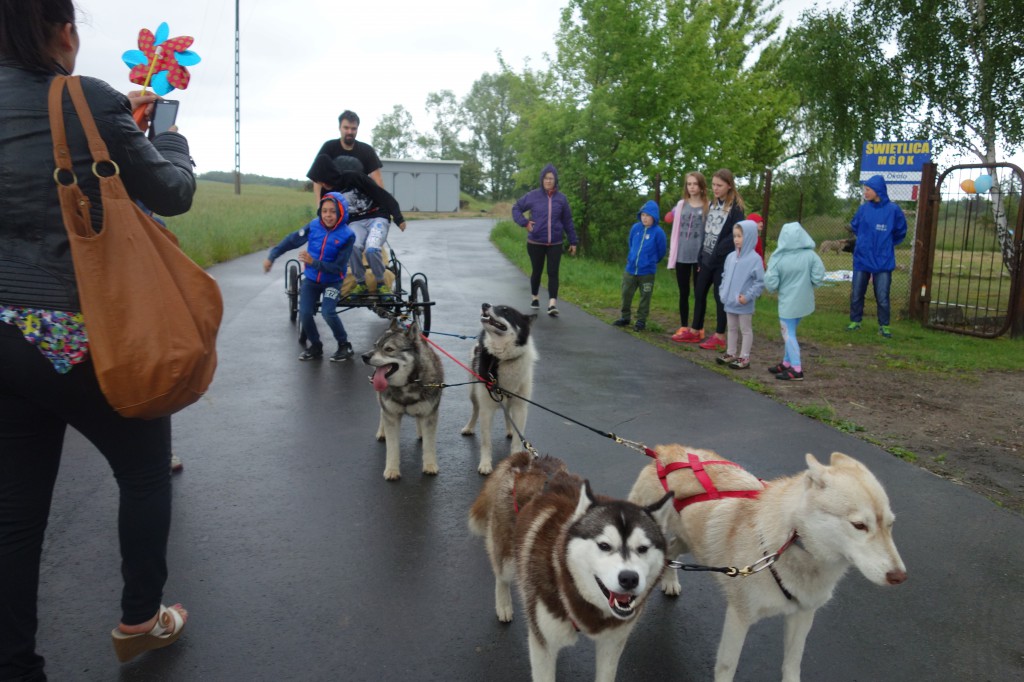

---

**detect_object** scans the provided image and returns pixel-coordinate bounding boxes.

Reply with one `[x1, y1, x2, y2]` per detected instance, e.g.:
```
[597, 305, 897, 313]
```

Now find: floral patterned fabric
[0, 305, 89, 374]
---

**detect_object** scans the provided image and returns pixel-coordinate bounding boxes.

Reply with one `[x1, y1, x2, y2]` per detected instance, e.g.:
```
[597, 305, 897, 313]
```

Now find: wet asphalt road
[37, 218, 1023, 681]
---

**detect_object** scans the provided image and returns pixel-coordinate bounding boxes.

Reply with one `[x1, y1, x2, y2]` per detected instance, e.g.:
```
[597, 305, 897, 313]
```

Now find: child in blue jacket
[263, 192, 356, 361]
[613, 200, 667, 332]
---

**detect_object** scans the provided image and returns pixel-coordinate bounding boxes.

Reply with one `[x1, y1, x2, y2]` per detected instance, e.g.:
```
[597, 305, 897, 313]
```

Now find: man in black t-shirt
[306, 110, 404, 295]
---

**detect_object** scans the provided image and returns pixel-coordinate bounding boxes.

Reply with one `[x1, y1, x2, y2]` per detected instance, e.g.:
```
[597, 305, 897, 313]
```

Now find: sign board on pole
[859, 140, 932, 201]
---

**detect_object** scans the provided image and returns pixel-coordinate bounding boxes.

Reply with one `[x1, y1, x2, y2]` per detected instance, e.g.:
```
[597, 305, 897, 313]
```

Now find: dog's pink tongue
[372, 366, 389, 392]
[609, 592, 629, 608]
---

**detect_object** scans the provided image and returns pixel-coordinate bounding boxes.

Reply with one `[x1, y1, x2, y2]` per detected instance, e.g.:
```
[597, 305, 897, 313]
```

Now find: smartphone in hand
[148, 99, 179, 139]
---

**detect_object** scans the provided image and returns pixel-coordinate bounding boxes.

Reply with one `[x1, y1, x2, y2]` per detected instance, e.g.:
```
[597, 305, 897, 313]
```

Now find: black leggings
[674, 263, 699, 327]
[0, 322, 172, 682]
[527, 242, 564, 300]
[691, 262, 727, 334]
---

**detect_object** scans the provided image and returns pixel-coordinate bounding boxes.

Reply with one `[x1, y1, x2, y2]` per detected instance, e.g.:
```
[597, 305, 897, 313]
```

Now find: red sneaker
[699, 335, 726, 350]
[674, 328, 705, 343]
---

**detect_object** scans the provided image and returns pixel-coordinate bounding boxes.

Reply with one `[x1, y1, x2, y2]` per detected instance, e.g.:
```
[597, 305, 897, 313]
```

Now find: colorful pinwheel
[122, 22, 201, 96]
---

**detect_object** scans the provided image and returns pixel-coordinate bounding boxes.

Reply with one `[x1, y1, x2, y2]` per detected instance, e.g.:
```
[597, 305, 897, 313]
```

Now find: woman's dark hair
[0, 0, 76, 71]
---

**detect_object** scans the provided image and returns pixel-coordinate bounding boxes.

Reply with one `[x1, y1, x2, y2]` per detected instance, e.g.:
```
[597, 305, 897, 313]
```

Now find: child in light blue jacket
[613, 200, 667, 332]
[717, 220, 764, 369]
[764, 222, 826, 381]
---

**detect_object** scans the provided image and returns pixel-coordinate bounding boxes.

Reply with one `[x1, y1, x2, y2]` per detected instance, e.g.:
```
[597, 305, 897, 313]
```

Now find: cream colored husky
[629, 444, 907, 682]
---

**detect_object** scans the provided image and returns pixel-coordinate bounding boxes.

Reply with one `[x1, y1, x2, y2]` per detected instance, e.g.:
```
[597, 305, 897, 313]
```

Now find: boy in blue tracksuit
[847, 174, 907, 338]
[263, 192, 356, 361]
[613, 200, 667, 332]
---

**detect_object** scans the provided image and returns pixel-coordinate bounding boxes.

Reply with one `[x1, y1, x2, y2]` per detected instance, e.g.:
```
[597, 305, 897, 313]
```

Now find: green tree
[463, 71, 523, 201]
[421, 90, 486, 197]
[370, 105, 418, 159]
[781, 0, 1024, 267]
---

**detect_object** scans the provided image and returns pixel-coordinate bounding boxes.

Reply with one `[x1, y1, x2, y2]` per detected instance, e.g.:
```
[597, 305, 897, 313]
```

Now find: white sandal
[111, 603, 187, 663]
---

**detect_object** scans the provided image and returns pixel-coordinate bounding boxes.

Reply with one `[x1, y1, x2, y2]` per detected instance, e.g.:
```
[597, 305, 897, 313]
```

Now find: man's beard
[343, 134, 356, 146]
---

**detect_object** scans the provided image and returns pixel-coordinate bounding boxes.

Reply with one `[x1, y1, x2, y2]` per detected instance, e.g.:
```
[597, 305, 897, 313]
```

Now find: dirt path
[668, 334, 1024, 515]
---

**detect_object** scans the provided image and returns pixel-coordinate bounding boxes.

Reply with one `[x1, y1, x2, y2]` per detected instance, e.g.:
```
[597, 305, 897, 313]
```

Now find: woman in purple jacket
[511, 164, 579, 316]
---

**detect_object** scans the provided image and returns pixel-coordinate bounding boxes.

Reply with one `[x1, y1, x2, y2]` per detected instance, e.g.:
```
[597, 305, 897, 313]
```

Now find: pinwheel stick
[131, 45, 162, 127]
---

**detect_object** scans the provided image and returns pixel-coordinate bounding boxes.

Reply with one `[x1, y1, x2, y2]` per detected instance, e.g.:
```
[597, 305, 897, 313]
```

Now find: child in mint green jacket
[764, 222, 825, 381]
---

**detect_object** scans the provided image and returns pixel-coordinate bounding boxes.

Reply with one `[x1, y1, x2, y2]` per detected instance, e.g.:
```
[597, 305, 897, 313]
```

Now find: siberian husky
[460, 303, 537, 475]
[628, 444, 908, 682]
[361, 319, 443, 481]
[470, 451, 673, 682]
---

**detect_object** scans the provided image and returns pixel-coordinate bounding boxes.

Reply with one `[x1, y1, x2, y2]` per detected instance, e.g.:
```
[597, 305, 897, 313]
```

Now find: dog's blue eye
[598, 542, 612, 552]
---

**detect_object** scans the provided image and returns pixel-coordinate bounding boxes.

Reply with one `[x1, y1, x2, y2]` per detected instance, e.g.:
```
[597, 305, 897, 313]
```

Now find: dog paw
[423, 464, 439, 476]
[505, 432, 513, 440]
[460, 427, 475, 436]
[383, 468, 401, 481]
[375, 432, 385, 442]
[477, 462, 493, 476]
[496, 606, 513, 623]
[661, 578, 682, 596]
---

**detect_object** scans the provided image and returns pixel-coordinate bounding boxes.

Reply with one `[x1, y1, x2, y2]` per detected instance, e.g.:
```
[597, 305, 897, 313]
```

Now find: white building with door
[380, 159, 463, 213]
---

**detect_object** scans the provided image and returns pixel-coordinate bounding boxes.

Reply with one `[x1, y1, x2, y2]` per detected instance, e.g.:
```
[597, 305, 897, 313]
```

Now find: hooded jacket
[0, 59, 196, 312]
[720, 220, 764, 315]
[266, 192, 355, 284]
[307, 153, 405, 225]
[511, 164, 579, 247]
[624, 200, 667, 276]
[850, 175, 907, 273]
[764, 222, 826, 319]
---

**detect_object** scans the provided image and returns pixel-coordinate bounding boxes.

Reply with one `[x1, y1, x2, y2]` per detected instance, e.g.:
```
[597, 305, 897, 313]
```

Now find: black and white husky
[469, 452, 673, 682]
[460, 303, 537, 475]
[361, 319, 443, 481]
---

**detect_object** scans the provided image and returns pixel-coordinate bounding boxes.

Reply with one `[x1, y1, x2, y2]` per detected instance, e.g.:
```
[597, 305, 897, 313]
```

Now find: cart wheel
[410, 277, 431, 336]
[286, 262, 300, 323]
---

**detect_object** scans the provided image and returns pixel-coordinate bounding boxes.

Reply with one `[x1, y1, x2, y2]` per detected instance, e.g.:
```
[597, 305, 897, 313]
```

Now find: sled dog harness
[655, 452, 765, 512]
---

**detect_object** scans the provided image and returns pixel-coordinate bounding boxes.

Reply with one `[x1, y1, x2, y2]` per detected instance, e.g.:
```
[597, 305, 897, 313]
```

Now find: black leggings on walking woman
[527, 242, 564, 300]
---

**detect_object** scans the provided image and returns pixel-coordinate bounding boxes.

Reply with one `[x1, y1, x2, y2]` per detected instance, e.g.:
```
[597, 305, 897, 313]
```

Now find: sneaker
[547, 305, 559, 317]
[670, 326, 688, 341]
[299, 345, 323, 361]
[767, 362, 787, 375]
[676, 329, 705, 343]
[728, 357, 750, 370]
[352, 282, 370, 295]
[376, 284, 393, 298]
[633, 320, 646, 332]
[846, 322, 862, 331]
[879, 325, 892, 338]
[699, 335, 726, 351]
[612, 317, 631, 327]
[170, 454, 183, 474]
[530, 299, 540, 310]
[331, 342, 354, 362]
[775, 367, 804, 381]
[716, 354, 737, 366]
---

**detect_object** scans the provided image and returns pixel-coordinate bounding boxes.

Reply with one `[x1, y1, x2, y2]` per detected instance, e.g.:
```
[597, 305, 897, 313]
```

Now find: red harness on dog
[652, 451, 765, 512]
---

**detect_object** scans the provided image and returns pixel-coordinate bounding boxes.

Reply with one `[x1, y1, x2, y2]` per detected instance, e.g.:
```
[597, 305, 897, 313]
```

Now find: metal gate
[912, 163, 1024, 338]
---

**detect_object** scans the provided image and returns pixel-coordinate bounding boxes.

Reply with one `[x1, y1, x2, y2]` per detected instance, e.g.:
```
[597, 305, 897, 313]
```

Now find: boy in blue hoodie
[716, 220, 764, 369]
[847, 174, 907, 338]
[613, 200, 667, 331]
[263, 192, 356, 361]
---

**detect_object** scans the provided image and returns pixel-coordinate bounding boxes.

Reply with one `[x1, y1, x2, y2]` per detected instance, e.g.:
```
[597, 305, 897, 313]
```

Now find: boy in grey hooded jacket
[717, 220, 764, 369]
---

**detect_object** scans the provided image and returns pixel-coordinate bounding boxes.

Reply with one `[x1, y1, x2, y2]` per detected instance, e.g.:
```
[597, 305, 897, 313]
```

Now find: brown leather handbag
[48, 75, 222, 419]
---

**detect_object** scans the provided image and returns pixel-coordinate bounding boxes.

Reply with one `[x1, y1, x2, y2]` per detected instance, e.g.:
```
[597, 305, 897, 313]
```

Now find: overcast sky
[75, 0, 997, 182]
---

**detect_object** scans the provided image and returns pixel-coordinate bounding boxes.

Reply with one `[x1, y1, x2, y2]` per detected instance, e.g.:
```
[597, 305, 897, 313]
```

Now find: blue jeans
[780, 317, 802, 368]
[850, 269, 892, 326]
[299, 278, 347, 349]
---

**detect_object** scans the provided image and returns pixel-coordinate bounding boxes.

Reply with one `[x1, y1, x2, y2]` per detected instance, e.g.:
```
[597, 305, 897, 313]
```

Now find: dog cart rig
[283, 246, 433, 342]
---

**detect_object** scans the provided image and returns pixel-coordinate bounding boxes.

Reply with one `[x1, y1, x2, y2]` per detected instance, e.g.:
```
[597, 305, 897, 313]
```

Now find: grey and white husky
[460, 303, 537, 475]
[470, 451, 673, 682]
[361, 319, 443, 481]
[629, 444, 908, 682]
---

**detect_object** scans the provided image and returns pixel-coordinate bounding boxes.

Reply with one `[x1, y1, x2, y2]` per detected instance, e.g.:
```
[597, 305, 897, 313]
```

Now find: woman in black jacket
[0, 3, 196, 678]
[674, 169, 747, 351]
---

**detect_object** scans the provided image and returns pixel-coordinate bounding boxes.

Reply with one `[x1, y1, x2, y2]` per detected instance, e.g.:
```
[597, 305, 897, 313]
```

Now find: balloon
[960, 178, 976, 193]
[974, 174, 993, 193]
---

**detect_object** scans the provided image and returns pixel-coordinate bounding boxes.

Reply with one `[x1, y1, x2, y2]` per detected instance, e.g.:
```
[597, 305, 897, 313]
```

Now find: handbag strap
[47, 75, 117, 177]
